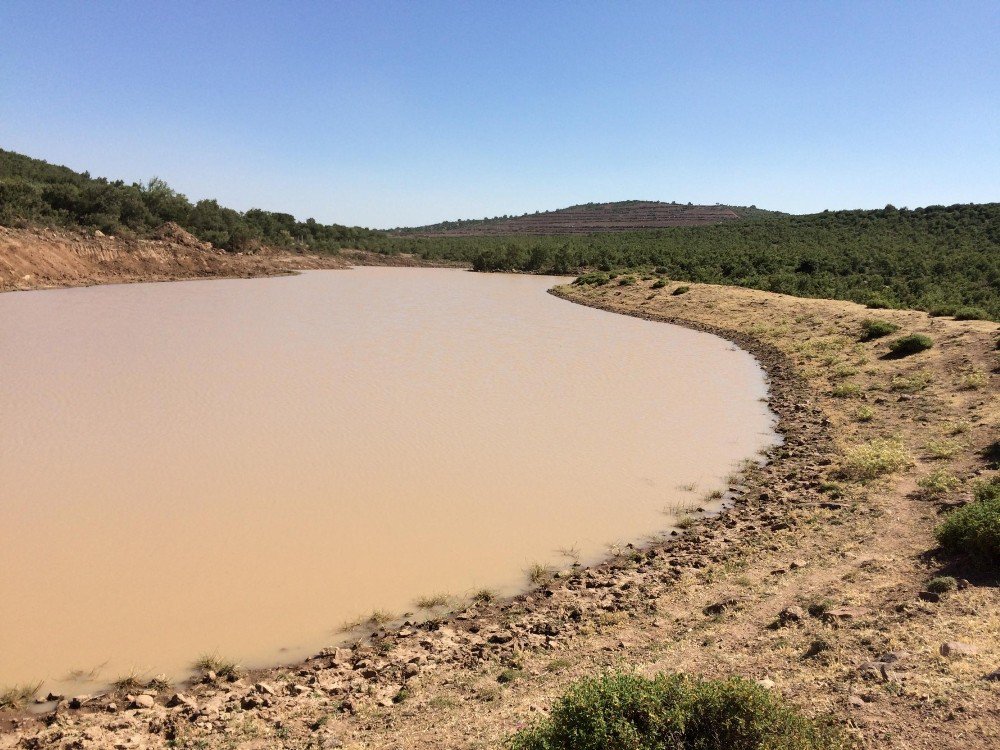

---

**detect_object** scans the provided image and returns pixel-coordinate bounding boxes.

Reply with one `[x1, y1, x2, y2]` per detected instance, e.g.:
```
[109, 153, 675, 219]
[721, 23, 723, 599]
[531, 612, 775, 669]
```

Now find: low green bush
[935, 478, 1000, 564]
[859, 318, 900, 341]
[574, 272, 610, 286]
[888, 333, 933, 355]
[672, 285, 690, 296]
[652, 278, 668, 289]
[508, 672, 848, 750]
[926, 576, 957, 594]
[619, 275, 637, 286]
[954, 307, 988, 321]
[927, 305, 957, 317]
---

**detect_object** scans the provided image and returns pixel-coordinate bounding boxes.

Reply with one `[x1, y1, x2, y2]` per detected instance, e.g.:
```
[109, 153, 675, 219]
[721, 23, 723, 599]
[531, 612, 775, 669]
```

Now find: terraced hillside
[396, 201, 768, 236]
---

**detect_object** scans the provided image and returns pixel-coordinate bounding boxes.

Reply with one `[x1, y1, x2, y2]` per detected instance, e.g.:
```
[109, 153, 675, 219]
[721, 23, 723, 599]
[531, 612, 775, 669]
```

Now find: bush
[888, 334, 934, 355]
[926, 576, 957, 594]
[574, 272, 611, 286]
[619, 275, 637, 286]
[859, 319, 900, 341]
[935, 478, 1000, 564]
[840, 438, 911, 481]
[508, 672, 848, 750]
[954, 307, 988, 321]
[928, 305, 957, 317]
[652, 278, 668, 289]
[672, 285, 690, 296]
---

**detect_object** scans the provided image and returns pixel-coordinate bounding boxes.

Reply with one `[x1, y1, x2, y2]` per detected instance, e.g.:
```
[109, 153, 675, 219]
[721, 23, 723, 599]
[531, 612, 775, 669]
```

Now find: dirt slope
[0, 224, 354, 292]
[2, 275, 998, 750]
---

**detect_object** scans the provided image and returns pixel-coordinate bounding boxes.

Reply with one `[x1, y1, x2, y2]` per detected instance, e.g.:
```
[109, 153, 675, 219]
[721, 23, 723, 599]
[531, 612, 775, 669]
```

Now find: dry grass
[526, 562, 555, 586]
[0, 682, 41, 710]
[415, 593, 452, 609]
[839, 438, 912, 480]
[193, 653, 241, 679]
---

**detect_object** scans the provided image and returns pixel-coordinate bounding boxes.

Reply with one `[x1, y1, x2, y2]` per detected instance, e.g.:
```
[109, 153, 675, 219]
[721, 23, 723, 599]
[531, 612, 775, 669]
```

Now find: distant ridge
[394, 200, 784, 236]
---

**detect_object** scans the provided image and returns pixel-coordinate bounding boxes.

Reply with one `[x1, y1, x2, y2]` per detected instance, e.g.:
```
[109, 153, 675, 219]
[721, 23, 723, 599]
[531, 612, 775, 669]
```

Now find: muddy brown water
[0, 268, 777, 695]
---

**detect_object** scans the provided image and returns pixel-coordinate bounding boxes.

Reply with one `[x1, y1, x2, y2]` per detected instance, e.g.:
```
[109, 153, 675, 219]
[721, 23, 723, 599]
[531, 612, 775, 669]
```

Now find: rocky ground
[2, 274, 998, 749]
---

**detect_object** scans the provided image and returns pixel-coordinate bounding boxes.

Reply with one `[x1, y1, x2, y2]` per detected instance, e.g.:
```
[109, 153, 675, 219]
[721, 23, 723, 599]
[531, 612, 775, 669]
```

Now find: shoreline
[2, 274, 997, 749]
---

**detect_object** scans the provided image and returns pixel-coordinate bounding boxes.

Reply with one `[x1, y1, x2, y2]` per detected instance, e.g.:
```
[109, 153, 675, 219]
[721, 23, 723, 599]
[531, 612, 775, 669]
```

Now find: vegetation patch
[917, 469, 960, 497]
[935, 478, 1000, 564]
[954, 307, 988, 321]
[859, 319, 900, 341]
[0, 682, 41, 710]
[672, 285, 690, 295]
[887, 334, 934, 356]
[839, 439, 911, 481]
[508, 672, 848, 750]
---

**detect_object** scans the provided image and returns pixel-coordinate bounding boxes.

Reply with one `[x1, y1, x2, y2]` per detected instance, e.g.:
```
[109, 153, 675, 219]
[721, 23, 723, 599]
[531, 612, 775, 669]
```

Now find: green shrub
[926, 576, 957, 594]
[508, 672, 848, 750]
[652, 278, 668, 289]
[865, 294, 895, 310]
[927, 305, 957, 317]
[888, 334, 933, 355]
[672, 285, 690, 296]
[574, 272, 611, 286]
[954, 307, 988, 321]
[859, 319, 900, 341]
[935, 478, 1000, 564]
[619, 275, 637, 286]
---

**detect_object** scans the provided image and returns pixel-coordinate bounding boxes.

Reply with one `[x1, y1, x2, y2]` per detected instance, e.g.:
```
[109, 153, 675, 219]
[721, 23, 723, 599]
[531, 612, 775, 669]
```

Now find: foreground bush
[954, 307, 988, 321]
[888, 333, 934, 355]
[508, 672, 848, 750]
[936, 478, 1000, 564]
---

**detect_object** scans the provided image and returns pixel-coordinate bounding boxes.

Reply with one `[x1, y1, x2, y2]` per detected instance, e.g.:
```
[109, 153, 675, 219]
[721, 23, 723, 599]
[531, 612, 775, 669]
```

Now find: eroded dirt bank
[3, 276, 998, 750]
[0, 224, 460, 293]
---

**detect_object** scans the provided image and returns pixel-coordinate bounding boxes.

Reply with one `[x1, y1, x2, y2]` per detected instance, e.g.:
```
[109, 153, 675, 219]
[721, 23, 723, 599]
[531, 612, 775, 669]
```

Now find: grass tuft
[471, 587, 498, 605]
[671, 285, 690, 296]
[839, 438, 911, 481]
[526, 562, 555, 586]
[193, 653, 241, 680]
[415, 593, 452, 609]
[0, 682, 42, 710]
[917, 468, 959, 497]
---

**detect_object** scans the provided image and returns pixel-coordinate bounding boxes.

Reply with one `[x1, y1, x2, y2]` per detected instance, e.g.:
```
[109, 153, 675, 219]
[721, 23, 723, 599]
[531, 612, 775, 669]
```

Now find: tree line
[0, 148, 381, 252]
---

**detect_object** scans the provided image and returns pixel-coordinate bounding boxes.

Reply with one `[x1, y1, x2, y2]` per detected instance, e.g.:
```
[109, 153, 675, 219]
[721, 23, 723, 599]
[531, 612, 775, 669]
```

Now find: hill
[394, 200, 783, 236]
[0, 148, 381, 253]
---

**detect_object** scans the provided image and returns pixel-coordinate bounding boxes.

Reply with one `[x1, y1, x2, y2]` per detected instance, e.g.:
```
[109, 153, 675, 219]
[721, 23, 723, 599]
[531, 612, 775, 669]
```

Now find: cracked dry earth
[3, 276, 998, 750]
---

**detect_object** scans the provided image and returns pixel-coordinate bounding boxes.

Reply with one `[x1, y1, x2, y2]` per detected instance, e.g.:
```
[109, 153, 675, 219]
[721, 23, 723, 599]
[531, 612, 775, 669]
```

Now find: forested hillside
[373, 205, 1000, 320]
[2, 147, 998, 319]
[393, 200, 785, 235]
[0, 149, 381, 252]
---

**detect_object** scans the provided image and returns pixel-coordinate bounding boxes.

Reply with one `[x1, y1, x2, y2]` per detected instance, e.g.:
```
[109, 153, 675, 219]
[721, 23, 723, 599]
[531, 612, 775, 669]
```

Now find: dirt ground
[2, 272, 997, 749]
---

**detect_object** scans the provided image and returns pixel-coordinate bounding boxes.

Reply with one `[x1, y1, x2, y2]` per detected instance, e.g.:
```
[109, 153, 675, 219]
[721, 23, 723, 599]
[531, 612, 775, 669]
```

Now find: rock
[756, 677, 775, 689]
[488, 631, 515, 644]
[130, 694, 155, 709]
[703, 598, 741, 616]
[984, 669, 1000, 682]
[881, 650, 911, 663]
[403, 663, 420, 679]
[290, 684, 310, 696]
[919, 591, 941, 602]
[69, 695, 91, 709]
[778, 605, 806, 624]
[940, 641, 978, 657]
[848, 695, 866, 708]
[254, 682, 276, 695]
[167, 693, 197, 710]
[790, 560, 807, 570]
[821, 606, 870, 624]
[106, 702, 118, 712]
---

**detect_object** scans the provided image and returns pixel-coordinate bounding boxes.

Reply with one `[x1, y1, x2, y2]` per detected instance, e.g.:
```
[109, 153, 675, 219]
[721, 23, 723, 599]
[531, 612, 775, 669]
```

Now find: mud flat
[2, 275, 997, 750]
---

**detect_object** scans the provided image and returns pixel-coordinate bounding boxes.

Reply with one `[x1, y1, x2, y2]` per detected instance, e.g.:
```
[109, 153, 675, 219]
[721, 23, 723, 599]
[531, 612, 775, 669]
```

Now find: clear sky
[1, 1, 997, 228]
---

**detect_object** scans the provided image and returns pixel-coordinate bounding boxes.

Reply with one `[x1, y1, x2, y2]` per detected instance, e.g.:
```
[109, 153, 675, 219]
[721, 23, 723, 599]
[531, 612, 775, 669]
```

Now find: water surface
[0, 268, 776, 693]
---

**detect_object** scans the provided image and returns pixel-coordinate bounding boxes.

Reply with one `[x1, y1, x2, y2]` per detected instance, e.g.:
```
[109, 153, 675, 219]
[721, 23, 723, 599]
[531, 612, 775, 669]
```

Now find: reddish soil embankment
[0, 224, 464, 294]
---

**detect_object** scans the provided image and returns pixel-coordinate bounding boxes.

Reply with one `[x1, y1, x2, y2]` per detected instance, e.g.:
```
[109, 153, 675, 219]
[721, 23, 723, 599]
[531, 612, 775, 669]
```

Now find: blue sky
[1, 1, 997, 228]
